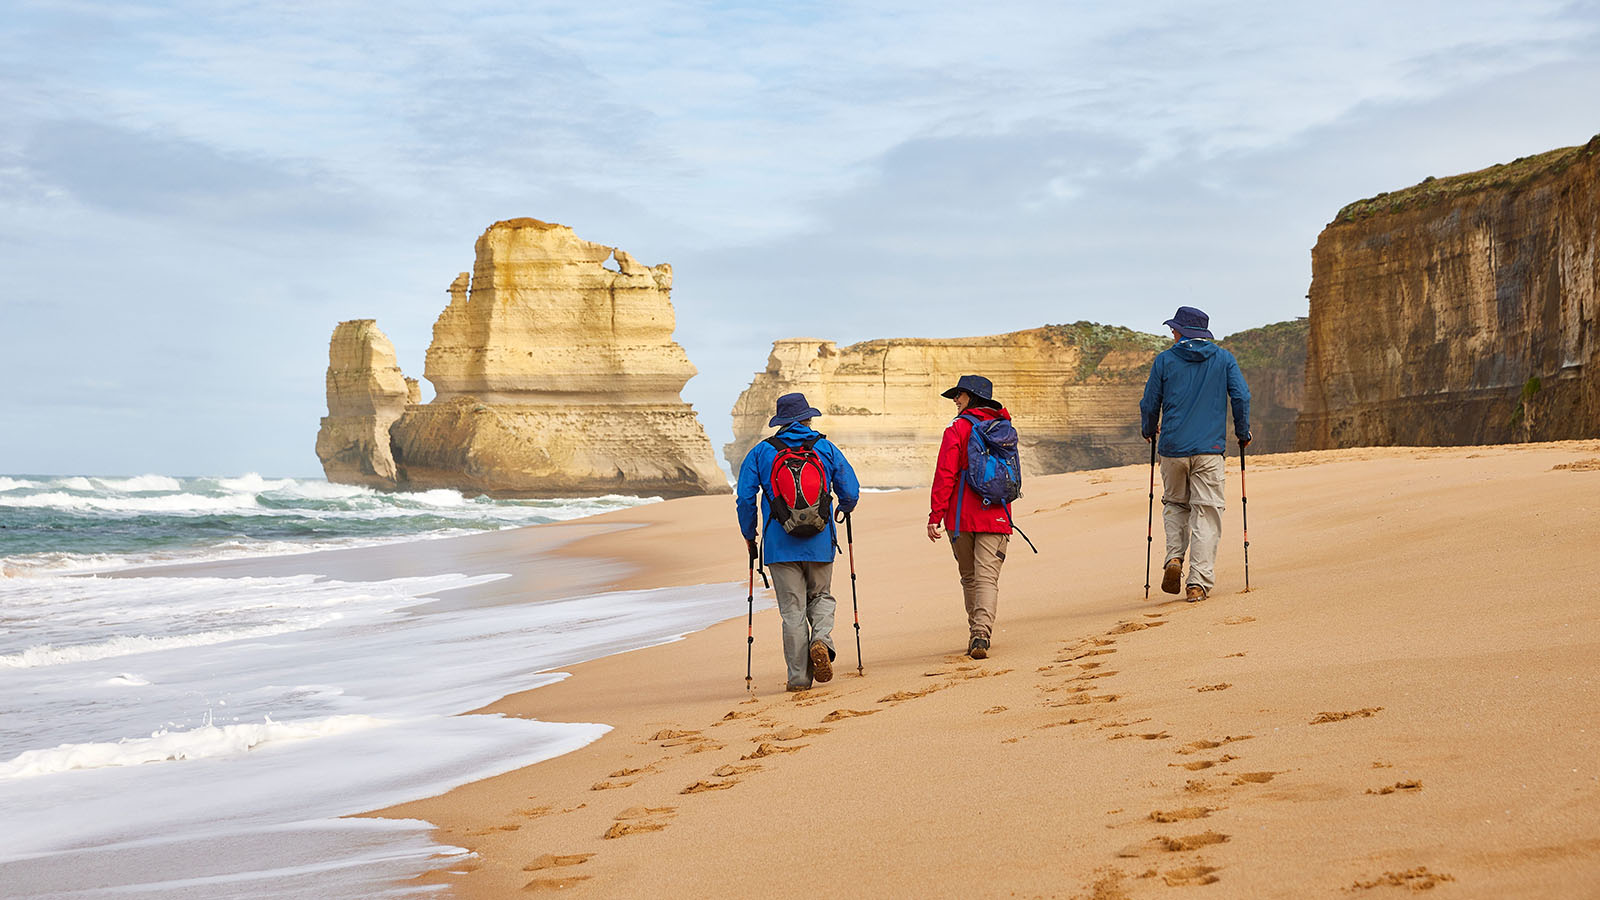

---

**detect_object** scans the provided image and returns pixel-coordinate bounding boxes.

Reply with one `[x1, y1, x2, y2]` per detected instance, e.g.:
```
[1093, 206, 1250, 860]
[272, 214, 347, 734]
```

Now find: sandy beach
[344, 440, 1599, 898]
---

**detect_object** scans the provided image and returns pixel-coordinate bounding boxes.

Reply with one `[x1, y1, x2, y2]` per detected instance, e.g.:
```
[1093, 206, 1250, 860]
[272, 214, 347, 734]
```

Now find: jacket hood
[774, 422, 823, 443]
[961, 406, 1011, 422]
[1170, 338, 1219, 363]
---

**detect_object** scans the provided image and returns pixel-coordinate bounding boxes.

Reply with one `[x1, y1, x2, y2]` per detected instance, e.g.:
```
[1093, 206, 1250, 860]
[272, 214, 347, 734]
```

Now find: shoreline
[367, 440, 1600, 897]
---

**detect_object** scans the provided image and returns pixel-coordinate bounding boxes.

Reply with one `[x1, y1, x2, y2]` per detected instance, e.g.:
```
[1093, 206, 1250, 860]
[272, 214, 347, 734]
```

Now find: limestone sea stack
[725, 325, 1170, 488]
[1298, 136, 1600, 448]
[314, 319, 414, 488]
[316, 218, 729, 498]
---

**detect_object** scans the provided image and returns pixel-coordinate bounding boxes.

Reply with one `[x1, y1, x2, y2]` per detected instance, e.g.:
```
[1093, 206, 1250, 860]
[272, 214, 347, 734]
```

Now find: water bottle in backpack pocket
[765, 436, 833, 537]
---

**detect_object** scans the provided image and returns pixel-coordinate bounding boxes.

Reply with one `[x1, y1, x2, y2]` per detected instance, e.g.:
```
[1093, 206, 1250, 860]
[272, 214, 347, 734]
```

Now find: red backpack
[764, 435, 832, 538]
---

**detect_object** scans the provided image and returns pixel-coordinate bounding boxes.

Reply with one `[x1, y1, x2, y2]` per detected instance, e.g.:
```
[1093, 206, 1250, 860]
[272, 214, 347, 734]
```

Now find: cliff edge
[1298, 136, 1600, 448]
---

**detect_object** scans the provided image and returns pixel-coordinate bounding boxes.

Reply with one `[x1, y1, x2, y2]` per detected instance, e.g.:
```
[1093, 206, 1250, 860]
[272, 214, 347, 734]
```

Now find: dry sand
[368, 441, 1600, 898]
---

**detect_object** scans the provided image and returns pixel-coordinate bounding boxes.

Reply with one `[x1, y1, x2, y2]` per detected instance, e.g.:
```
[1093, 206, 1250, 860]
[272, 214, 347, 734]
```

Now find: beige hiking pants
[766, 561, 836, 688]
[948, 531, 1009, 641]
[1160, 453, 1226, 591]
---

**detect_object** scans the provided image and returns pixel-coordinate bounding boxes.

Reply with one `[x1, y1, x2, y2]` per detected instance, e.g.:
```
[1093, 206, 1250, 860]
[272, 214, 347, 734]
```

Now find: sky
[2, 0, 1597, 477]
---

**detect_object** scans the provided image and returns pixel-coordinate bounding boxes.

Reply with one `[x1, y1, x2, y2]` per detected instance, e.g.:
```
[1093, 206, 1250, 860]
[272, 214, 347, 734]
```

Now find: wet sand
[367, 440, 1600, 897]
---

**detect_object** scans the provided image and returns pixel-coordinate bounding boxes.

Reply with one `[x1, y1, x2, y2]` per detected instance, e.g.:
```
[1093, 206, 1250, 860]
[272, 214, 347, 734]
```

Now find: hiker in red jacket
[927, 374, 1014, 659]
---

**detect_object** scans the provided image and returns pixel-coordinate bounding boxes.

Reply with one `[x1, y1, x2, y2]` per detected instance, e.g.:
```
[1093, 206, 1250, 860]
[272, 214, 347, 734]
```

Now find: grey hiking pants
[766, 561, 836, 688]
[1160, 453, 1226, 591]
[949, 531, 1009, 641]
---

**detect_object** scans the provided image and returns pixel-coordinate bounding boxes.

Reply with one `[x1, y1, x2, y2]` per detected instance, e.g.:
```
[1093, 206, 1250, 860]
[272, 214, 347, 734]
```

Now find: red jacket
[929, 406, 1014, 535]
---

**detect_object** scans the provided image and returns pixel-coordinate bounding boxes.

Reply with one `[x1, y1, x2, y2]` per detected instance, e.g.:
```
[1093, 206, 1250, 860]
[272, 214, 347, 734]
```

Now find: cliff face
[313, 320, 410, 488]
[1298, 136, 1600, 449]
[725, 324, 1170, 487]
[316, 219, 729, 498]
[1217, 318, 1307, 454]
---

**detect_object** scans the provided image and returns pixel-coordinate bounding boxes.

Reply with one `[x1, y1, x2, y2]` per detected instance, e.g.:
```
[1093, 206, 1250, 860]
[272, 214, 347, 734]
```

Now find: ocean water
[0, 474, 763, 898]
[0, 472, 659, 576]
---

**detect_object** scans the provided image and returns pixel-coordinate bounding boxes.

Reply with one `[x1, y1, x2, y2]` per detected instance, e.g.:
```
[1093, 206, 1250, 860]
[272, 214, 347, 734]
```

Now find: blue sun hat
[1163, 306, 1214, 340]
[939, 374, 1002, 409]
[768, 392, 823, 428]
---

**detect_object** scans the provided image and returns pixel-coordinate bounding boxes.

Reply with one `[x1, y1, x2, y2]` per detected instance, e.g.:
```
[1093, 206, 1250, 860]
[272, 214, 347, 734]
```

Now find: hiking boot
[1185, 585, 1208, 603]
[786, 683, 812, 692]
[1162, 558, 1183, 594]
[809, 640, 833, 683]
[968, 636, 990, 660]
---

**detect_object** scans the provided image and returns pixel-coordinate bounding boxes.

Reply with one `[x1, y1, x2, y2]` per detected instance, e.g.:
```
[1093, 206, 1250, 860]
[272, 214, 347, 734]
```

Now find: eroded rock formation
[725, 325, 1170, 487]
[316, 219, 729, 497]
[1216, 318, 1307, 454]
[1298, 137, 1600, 448]
[314, 320, 410, 488]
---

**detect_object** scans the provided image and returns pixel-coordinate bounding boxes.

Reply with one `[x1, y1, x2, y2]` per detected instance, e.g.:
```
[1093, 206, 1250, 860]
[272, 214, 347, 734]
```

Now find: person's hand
[1144, 434, 1153, 443]
[745, 538, 758, 561]
[1239, 435, 1252, 449]
[927, 522, 943, 542]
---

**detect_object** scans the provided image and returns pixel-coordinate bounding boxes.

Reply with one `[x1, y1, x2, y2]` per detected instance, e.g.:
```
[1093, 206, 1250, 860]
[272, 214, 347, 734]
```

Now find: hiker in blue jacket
[736, 392, 861, 691]
[1140, 306, 1251, 602]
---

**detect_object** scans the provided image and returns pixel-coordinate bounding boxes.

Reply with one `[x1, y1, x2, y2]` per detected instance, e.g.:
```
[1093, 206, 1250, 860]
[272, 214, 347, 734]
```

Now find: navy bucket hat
[940, 374, 1002, 409]
[768, 392, 823, 428]
[1163, 306, 1214, 340]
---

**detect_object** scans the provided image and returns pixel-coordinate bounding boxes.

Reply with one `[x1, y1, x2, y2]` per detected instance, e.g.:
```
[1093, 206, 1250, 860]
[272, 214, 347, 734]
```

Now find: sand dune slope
[375, 441, 1600, 898]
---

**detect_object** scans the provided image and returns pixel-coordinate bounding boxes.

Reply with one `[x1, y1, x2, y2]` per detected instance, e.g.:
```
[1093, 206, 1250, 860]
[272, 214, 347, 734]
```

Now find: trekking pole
[1240, 441, 1251, 592]
[842, 510, 863, 675]
[1144, 435, 1157, 599]
[746, 542, 757, 692]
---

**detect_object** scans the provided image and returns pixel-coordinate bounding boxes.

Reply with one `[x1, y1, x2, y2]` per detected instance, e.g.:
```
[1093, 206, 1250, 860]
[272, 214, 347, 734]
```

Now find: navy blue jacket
[1140, 339, 1251, 457]
[736, 424, 861, 564]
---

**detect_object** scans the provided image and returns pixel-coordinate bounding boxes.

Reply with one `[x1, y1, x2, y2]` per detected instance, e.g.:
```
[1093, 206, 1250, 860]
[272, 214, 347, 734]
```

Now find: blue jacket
[736, 423, 861, 564]
[1140, 339, 1251, 457]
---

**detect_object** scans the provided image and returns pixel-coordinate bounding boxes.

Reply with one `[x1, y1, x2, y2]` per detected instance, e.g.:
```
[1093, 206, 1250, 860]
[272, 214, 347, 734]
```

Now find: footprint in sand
[604, 820, 669, 837]
[614, 806, 676, 820]
[1231, 771, 1280, 785]
[1177, 736, 1253, 755]
[1309, 707, 1382, 725]
[712, 764, 761, 777]
[878, 684, 948, 703]
[1171, 755, 1237, 771]
[821, 708, 878, 722]
[523, 874, 592, 891]
[523, 853, 593, 872]
[1221, 616, 1255, 625]
[1116, 831, 1230, 857]
[466, 823, 522, 835]
[1222, 652, 1247, 658]
[1149, 807, 1218, 823]
[1163, 865, 1222, 886]
[680, 779, 739, 794]
[1196, 683, 1232, 693]
[742, 742, 806, 760]
[514, 805, 554, 819]
[1108, 621, 1165, 635]
[1365, 780, 1422, 795]
[983, 706, 1008, 715]
[589, 780, 636, 791]
[1349, 867, 1455, 891]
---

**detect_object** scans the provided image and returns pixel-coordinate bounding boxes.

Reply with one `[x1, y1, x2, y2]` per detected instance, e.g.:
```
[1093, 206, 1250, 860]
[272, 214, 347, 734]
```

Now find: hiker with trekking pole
[736, 392, 861, 692]
[928, 375, 1034, 660]
[1139, 306, 1252, 602]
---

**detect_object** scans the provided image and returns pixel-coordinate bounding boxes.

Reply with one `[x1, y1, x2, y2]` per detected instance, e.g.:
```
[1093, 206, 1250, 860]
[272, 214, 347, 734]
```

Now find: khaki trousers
[948, 532, 1009, 640]
[1160, 453, 1226, 591]
[766, 561, 836, 688]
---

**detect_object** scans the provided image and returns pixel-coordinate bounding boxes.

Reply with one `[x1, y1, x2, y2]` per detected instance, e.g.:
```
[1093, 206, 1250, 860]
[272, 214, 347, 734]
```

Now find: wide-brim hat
[768, 391, 823, 428]
[940, 374, 1001, 409]
[1163, 305, 1214, 340]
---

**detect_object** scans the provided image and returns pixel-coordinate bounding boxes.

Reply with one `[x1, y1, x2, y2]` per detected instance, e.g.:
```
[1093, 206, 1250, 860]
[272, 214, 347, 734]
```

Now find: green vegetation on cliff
[1334, 134, 1600, 224]
[1041, 321, 1170, 379]
[1219, 318, 1309, 371]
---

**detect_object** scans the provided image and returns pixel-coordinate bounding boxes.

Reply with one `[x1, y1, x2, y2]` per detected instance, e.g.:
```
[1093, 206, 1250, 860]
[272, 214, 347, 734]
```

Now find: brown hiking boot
[1185, 584, 1208, 603]
[809, 640, 833, 683]
[968, 636, 990, 660]
[1162, 558, 1183, 594]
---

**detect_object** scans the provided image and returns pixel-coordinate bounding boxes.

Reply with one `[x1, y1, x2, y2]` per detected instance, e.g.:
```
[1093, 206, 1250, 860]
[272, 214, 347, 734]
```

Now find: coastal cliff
[725, 325, 1170, 487]
[1217, 318, 1307, 454]
[316, 219, 729, 498]
[1298, 136, 1600, 448]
